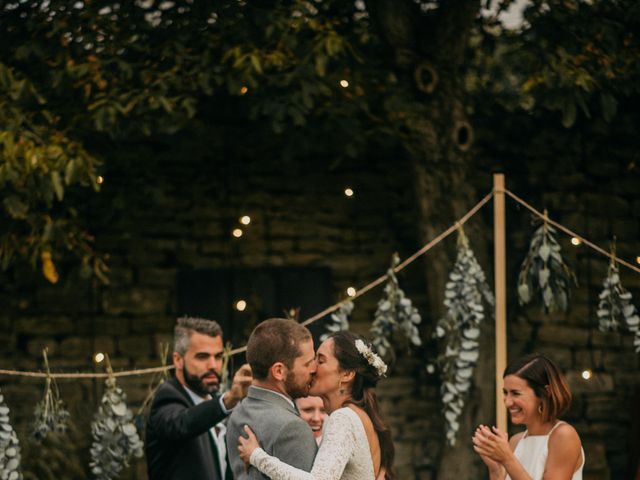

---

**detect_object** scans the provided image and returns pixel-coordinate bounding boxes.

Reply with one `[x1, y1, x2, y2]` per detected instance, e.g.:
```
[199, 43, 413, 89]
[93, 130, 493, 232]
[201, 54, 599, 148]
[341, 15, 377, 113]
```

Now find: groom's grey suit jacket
[226, 386, 318, 479]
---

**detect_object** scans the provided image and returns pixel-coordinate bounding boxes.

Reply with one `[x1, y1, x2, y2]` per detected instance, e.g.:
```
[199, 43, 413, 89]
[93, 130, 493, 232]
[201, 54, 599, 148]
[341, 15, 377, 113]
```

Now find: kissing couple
[226, 318, 394, 480]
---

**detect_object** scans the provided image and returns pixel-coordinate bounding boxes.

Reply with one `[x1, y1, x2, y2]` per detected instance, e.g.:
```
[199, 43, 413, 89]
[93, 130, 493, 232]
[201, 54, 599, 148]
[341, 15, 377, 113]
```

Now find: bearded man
[226, 318, 318, 479]
[146, 316, 252, 480]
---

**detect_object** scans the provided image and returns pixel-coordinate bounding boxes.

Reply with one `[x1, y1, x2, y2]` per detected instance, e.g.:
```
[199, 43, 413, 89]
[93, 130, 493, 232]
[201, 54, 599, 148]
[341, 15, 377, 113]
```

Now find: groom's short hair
[247, 318, 312, 380]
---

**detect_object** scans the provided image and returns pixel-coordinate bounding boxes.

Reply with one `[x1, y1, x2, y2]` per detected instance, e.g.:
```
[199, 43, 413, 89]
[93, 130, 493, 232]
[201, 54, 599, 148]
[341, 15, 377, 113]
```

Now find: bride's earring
[338, 379, 345, 395]
[538, 403, 543, 414]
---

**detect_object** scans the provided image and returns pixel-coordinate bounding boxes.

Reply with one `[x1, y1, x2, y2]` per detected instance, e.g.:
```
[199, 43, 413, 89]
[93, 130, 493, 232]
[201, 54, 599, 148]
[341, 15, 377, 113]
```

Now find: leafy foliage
[321, 300, 354, 341]
[0, 388, 23, 480]
[433, 230, 494, 445]
[370, 253, 422, 359]
[90, 377, 143, 480]
[517, 219, 576, 313]
[597, 259, 640, 352]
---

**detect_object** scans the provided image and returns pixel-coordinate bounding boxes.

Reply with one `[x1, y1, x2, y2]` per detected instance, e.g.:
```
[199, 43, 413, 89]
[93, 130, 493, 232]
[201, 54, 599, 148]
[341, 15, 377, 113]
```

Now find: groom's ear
[269, 362, 287, 381]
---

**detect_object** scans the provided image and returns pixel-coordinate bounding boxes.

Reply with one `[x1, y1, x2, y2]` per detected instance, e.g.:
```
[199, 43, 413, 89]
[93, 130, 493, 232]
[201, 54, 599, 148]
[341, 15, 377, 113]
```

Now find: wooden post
[493, 173, 508, 432]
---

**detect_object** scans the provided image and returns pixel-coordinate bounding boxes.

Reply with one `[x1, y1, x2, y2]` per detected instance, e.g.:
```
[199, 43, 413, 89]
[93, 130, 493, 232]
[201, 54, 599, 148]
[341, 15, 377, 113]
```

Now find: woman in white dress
[238, 331, 394, 480]
[472, 353, 584, 480]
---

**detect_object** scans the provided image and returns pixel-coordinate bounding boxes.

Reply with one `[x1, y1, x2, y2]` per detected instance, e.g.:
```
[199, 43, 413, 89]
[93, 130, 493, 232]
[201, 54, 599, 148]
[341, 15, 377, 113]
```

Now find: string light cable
[2, 186, 638, 378]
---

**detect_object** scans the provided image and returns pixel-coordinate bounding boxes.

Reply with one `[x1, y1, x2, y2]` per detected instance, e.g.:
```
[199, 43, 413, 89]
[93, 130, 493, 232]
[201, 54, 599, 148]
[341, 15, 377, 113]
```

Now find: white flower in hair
[354, 339, 388, 378]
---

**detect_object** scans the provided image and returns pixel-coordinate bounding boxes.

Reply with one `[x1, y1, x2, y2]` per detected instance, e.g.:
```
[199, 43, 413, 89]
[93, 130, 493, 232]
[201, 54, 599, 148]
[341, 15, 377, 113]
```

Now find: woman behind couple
[473, 353, 584, 480]
[238, 331, 394, 480]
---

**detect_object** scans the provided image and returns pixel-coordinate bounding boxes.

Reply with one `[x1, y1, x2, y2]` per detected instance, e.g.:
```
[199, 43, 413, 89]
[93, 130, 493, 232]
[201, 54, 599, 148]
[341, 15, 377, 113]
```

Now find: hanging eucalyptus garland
[0, 388, 23, 480]
[518, 215, 576, 313]
[321, 300, 354, 341]
[433, 229, 494, 445]
[370, 253, 422, 358]
[597, 255, 640, 352]
[90, 356, 143, 480]
[32, 348, 70, 441]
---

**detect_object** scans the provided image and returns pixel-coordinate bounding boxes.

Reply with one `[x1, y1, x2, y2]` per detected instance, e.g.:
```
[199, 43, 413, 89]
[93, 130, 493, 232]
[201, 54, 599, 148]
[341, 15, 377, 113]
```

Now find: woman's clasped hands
[472, 424, 511, 472]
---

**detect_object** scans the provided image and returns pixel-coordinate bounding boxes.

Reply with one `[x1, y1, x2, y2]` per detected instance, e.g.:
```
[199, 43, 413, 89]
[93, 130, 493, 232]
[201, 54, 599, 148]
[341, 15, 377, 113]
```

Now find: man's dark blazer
[145, 377, 232, 480]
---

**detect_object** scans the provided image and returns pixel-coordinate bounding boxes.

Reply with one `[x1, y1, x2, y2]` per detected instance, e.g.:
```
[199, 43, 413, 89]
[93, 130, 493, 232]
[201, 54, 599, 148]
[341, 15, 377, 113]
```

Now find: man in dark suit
[146, 316, 252, 480]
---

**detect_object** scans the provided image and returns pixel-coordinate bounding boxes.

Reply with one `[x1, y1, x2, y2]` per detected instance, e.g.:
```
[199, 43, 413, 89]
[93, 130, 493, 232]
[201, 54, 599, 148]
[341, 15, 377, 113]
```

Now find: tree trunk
[369, 1, 494, 478]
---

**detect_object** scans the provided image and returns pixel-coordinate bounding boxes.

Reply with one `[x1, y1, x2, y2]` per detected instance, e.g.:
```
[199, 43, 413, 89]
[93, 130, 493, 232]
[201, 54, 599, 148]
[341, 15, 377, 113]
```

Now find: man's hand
[222, 363, 252, 409]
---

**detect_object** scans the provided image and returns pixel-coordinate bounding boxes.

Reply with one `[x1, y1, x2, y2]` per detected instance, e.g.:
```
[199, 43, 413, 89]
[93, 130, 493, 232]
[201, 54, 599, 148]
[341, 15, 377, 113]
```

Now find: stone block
[76, 316, 130, 336]
[118, 335, 153, 359]
[591, 330, 623, 348]
[566, 370, 614, 394]
[26, 337, 59, 357]
[602, 350, 639, 371]
[106, 267, 134, 286]
[59, 337, 93, 358]
[131, 315, 175, 334]
[537, 325, 589, 346]
[102, 288, 169, 315]
[574, 349, 603, 369]
[613, 370, 640, 387]
[535, 346, 572, 368]
[139, 268, 177, 287]
[585, 395, 629, 421]
[509, 322, 533, 341]
[15, 316, 75, 335]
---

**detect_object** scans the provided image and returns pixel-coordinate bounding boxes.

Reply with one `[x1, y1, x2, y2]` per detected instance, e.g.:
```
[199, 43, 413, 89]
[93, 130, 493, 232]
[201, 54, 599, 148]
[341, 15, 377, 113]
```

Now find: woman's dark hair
[504, 353, 572, 422]
[330, 331, 395, 480]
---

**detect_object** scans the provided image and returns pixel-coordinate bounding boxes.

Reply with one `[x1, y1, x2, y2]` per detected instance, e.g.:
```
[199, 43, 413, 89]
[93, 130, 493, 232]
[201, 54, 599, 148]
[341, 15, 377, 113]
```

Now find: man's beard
[284, 371, 311, 399]
[182, 364, 220, 397]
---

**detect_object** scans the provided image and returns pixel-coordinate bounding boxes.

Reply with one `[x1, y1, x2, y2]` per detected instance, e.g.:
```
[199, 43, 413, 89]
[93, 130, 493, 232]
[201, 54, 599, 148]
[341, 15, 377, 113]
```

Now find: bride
[238, 331, 395, 480]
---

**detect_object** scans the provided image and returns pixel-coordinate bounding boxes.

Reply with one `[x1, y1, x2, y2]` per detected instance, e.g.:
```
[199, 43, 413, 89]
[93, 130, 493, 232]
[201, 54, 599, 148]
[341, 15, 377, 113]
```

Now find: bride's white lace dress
[249, 407, 376, 480]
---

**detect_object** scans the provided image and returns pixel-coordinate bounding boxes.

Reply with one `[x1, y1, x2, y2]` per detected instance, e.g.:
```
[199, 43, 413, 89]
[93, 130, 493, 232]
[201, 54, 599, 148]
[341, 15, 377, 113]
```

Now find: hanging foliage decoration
[433, 229, 494, 445]
[370, 253, 422, 358]
[321, 300, 354, 341]
[518, 215, 576, 313]
[31, 349, 70, 441]
[597, 255, 640, 352]
[0, 388, 23, 480]
[90, 357, 143, 480]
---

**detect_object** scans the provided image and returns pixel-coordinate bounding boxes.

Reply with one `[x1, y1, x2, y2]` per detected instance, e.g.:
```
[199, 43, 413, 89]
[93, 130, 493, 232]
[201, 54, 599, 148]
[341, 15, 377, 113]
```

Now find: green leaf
[3, 195, 29, 219]
[51, 171, 64, 201]
[315, 54, 327, 77]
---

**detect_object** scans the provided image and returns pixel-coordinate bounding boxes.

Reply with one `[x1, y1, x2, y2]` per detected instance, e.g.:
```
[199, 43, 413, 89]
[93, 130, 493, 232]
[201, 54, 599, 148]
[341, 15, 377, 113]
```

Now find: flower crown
[354, 339, 387, 378]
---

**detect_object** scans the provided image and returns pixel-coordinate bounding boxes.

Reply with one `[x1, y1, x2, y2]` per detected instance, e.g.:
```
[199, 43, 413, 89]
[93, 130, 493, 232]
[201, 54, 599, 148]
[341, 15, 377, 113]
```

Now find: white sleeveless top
[506, 421, 584, 480]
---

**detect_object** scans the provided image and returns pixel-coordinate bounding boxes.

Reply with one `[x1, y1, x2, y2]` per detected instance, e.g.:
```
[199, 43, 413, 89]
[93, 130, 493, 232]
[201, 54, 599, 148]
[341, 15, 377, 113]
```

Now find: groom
[226, 318, 318, 479]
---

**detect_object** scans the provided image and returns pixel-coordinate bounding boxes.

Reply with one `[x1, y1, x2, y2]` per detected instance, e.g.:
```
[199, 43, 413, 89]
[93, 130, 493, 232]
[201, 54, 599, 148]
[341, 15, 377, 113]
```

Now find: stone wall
[0, 125, 639, 479]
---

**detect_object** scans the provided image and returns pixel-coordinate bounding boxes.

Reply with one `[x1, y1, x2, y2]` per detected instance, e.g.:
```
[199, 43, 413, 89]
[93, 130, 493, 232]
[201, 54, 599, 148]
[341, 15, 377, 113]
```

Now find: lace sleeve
[250, 409, 357, 480]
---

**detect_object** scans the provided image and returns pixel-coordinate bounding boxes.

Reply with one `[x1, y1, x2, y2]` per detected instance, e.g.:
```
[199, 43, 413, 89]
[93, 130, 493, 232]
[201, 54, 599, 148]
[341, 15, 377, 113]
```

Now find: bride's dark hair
[330, 331, 395, 480]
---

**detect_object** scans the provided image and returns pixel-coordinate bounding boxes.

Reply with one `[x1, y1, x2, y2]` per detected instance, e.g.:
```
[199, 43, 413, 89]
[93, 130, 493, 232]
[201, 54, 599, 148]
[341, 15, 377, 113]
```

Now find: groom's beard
[285, 371, 312, 399]
[182, 364, 221, 397]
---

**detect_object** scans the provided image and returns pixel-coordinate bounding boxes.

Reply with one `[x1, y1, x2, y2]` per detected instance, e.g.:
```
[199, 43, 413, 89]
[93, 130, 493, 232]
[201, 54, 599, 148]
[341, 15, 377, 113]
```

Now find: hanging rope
[502, 188, 640, 275]
[2, 186, 637, 378]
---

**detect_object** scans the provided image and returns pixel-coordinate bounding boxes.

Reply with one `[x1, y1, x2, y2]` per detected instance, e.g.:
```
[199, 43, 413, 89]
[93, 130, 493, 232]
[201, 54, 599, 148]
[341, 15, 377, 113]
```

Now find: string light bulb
[344, 187, 354, 197]
[240, 86, 248, 95]
[96, 176, 104, 185]
[636, 256, 640, 265]
[240, 215, 251, 225]
[571, 237, 582, 246]
[235, 299, 247, 311]
[232, 228, 243, 238]
[339, 79, 349, 88]
[581, 369, 592, 380]
[94, 352, 105, 363]
[346, 287, 356, 297]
